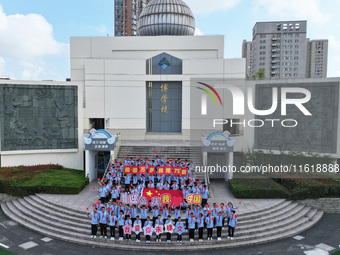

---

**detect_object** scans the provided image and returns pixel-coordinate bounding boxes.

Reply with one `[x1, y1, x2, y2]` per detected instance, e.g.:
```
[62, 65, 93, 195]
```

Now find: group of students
[87, 156, 238, 243]
[87, 201, 238, 243]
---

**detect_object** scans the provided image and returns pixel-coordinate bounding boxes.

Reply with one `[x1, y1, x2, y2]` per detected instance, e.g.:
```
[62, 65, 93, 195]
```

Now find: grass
[0, 165, 89, 197]
[332, 250, 340, 255]
[0, 248, 14, 255]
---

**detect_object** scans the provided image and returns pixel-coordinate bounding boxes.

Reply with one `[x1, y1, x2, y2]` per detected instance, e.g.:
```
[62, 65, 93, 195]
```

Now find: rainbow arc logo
[196, 82, 222, 115]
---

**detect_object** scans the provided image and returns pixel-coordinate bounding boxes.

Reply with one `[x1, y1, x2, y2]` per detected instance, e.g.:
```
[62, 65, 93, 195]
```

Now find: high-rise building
[114, 0, 150, 36]
[243, 21, 328, 79]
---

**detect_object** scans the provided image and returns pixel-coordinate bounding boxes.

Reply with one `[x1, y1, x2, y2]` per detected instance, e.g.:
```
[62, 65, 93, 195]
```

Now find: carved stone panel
[254, 82, 339, 154]
[0, 84, 78, 151]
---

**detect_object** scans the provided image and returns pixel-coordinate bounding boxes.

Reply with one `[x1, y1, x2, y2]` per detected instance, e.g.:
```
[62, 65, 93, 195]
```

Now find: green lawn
[0, 248, 14, 255]
[332, 250, 340, 255]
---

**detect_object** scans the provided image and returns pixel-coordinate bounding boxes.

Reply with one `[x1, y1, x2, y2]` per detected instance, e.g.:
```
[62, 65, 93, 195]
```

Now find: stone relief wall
[0, 84, 78, 151]
[254, 82, 339, 154]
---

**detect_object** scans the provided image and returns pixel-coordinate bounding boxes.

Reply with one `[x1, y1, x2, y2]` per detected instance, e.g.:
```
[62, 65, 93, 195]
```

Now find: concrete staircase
[116, 145, 204, 179]
[1, 194, 323, 251]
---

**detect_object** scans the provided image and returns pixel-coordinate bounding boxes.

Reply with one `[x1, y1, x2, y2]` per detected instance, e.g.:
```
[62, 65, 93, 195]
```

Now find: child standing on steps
[98, 207, 108, 239]
[215, 211, 224, 241]
[108, 211, 117, 240]
[87, 208, 99, 238]
[118, 210, 125, 240]
[205, 212, 214, 240]
[125, 215, 132, 241]
[198, 213, 204, 242]
[227, 210, 237, 240]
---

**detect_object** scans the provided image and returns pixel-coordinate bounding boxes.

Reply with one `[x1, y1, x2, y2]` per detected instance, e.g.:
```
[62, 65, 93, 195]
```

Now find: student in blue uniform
[134, 215, 142, 242]
[125, 215, 132, 241]
[205, 212, 214, 240]
[188, 213, 196, 242]
[197, 213, 204, 242]
[152, 206, 159, 227]
[87, 208, 99, 238]
[140, 205, 148, 228]
[108, 211, 117, 240]
[155, 214, 163, 242]
[118, 210, 125, 240]
[165, 215, 173, 243]
[215, 211, 224, 241]
[175, 217, 185, 243]
[98, 207, 108, 239]
[227, 210, 237, 240]
[144, 216, 153, 243]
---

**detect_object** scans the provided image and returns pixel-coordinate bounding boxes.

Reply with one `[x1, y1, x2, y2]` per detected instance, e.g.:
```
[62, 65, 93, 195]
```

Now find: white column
[228, 152, 234, 180]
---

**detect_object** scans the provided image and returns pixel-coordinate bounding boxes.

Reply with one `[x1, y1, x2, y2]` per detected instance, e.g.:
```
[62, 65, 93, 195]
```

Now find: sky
[0, 0, 339, 81]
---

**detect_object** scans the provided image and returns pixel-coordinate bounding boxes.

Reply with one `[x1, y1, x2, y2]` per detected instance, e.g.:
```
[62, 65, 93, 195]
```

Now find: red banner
[165, 166, 172, 175]
[180, 168, 188, 176]
[148, 166, 156, 175]
[142, 188, 183, 207]
[131, 166, 139, 174]
[139, 165, 147, 174]
[158, 166, 165, 175]
[173, 167, 181, 176]
[124, 166, 131, 174]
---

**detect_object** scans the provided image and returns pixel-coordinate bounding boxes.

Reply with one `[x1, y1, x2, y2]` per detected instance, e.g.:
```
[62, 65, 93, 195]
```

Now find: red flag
[161, 150, 163, 153]
[154, 151, 156, 154]
[93, 187, 96, 190]
[136, 154, 138, 158]
[97, 178, 100, 181]
[239, 201, 242, 205]
[117, 200, 120, 203]
[86, 208, 89, 210]
[124, 154, 127, 157]
[235, 215, 237, 218]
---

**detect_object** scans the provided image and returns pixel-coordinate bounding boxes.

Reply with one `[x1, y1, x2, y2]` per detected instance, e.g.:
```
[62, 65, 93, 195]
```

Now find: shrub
[0, 166, 88, 197]
[229, 178, 290, 199]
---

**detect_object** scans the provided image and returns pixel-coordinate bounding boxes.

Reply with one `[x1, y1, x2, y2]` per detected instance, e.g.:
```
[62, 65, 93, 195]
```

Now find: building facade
[242, 21, 328, 79]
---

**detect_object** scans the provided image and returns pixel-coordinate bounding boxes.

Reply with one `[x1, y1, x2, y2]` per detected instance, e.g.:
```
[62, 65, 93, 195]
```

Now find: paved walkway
[39, 179, 284, 215]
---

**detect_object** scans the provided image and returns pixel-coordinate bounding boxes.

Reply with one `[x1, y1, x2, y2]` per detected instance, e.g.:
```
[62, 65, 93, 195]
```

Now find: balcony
[272, 60, 277, 64]
[272, 54, 277, 58]
[271, 66, 277, 69]
[272, 38, 277, 41]
[272, 49, 277, 53]
[272, 43, 277, 47]
[271, 71, 276, 75]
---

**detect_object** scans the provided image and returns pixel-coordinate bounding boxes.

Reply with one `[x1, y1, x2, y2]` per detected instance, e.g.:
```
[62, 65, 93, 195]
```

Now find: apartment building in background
[114, 0, 150, 36]
[242, 21, 328, 79]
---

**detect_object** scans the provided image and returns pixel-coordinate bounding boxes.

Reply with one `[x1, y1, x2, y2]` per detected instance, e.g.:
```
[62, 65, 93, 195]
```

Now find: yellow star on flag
[146, 190, 153, 197]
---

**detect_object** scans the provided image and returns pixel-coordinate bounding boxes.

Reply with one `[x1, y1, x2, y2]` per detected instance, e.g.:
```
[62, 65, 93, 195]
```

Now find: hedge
[273, 178, 340, 200]
[229, 178, 290, 199]
[229, 178, 340, 200]
[0, 165, 89, 197]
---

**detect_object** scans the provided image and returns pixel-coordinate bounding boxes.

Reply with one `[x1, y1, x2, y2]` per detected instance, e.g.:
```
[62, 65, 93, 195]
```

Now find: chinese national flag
[139, 165, 147, 174]
[132, 166, 139, 174]
[124, 166, 131, 174]
[148, 166, 156, 175]
[142, 188, 183, 207]
[173, 167, 181, 176]
[158, 166, 165, 175]
[165, 166, 172, 175]
[180, 168, 188, 176]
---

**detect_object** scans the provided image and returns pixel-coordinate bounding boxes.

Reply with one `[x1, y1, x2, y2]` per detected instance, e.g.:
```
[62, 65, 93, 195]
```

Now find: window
[295, 45, 299, 49]
[223, 119, 241, 135]
[295, 39, 299, 43]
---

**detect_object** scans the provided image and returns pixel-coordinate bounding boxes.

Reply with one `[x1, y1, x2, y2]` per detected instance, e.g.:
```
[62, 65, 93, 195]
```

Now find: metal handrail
[100, 154, 113, 181]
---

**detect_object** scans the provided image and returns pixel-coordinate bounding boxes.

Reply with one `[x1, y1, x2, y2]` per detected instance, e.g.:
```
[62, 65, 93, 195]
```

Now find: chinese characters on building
[160, 83, 168, 114]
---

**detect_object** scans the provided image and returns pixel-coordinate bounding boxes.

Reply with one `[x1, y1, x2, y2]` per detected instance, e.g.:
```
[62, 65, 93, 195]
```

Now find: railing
[100, 154, 113, 182]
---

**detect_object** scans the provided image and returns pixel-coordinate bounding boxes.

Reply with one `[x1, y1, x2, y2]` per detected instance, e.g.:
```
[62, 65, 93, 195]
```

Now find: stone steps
[116, 146, 203, 167]
[1, 195, 324, 251]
